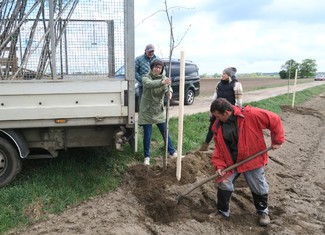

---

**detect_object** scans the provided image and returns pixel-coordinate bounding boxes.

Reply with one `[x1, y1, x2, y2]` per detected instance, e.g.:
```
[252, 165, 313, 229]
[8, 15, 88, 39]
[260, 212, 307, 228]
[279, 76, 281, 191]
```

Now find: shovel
[176, 146, 272, 202]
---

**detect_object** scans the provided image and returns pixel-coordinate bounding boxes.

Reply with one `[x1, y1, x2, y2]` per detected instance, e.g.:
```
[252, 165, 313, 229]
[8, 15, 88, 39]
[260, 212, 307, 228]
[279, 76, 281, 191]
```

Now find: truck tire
[184, 89, 195, 105]
[0, 137, 22, 187]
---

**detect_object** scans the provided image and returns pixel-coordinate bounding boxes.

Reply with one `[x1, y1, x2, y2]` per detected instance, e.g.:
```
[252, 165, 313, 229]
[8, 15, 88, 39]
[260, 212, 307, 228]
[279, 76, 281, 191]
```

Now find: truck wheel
[184, 89, 195, 105]
[0, 137, 22, 187]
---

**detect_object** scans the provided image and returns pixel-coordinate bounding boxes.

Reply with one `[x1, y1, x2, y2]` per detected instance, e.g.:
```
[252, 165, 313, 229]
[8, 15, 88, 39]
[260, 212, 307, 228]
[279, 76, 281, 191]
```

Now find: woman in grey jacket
[138, 59, 177, 165]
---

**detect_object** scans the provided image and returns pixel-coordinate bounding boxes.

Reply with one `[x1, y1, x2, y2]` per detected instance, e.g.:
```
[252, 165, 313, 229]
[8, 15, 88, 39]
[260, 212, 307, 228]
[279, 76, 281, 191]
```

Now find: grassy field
[1, 84, 325, 234]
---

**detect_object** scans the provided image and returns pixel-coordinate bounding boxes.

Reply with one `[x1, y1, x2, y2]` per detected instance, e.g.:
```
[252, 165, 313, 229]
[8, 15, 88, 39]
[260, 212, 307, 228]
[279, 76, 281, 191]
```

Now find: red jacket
[211, 105, 285, 173]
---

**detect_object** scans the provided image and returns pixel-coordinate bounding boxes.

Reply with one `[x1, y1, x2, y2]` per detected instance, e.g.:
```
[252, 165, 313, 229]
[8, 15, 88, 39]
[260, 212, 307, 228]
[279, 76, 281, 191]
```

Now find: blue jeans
[218, 167, 269, 214]
[142, 123, 175, 158]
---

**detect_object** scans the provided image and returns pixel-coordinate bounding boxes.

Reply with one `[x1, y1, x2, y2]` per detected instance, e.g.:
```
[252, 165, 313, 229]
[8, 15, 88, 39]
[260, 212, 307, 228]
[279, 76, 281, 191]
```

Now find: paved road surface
[168, 81, 324, 118]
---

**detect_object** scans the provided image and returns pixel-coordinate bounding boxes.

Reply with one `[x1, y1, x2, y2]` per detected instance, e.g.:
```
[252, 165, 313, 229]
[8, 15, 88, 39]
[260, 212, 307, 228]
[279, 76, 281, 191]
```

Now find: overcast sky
[134, 0, 325, 75]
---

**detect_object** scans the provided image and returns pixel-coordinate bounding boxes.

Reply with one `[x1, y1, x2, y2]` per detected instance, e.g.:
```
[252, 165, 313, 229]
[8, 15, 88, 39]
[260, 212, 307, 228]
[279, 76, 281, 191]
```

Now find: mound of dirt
[8, 94, 325, 235]
[124, 151, 216, 224]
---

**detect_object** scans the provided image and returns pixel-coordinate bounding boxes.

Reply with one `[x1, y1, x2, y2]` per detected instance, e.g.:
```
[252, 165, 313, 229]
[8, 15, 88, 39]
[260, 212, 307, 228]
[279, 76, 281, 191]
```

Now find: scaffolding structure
[0, 0, 127, 80]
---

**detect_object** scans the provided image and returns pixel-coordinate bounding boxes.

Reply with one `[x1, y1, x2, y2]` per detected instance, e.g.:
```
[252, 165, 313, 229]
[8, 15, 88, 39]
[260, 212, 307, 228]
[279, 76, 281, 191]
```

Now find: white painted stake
[291, 69, 298, 107]
[134, 113, 138, 153]
[176, 50, 185, 181]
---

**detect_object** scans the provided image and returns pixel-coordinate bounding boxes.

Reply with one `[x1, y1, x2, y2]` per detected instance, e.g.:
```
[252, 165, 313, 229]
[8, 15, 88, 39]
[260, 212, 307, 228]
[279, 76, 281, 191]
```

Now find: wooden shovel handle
[176, 146, 272, 201]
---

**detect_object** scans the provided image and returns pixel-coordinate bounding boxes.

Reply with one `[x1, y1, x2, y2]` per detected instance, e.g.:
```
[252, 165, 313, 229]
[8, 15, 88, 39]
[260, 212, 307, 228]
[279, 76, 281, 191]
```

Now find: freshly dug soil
[7, 93, 325, 235]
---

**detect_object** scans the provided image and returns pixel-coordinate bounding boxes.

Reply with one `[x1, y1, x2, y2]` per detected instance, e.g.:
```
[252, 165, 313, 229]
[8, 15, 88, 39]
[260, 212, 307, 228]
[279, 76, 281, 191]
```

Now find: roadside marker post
[292, 69, 298, 107]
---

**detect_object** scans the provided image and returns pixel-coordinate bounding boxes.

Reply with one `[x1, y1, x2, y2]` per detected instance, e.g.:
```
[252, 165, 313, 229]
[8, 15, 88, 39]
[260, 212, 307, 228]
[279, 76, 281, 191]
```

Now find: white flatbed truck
[0, 0, 136, 186]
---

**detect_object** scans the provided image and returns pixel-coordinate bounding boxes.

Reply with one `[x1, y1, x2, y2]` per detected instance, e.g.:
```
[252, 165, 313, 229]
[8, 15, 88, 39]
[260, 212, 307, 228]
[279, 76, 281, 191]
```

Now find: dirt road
[7, 80, 325, 235]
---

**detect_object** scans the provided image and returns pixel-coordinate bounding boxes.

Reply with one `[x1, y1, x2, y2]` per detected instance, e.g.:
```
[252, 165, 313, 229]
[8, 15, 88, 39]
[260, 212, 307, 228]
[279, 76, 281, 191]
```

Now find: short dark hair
[150, 59, 165, 74]
[210, 98, 234, 113]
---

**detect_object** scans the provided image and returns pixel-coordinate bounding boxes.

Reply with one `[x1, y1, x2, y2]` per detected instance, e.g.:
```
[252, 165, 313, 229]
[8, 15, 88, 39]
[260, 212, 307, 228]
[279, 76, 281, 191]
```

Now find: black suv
[162, 58, 200, 105]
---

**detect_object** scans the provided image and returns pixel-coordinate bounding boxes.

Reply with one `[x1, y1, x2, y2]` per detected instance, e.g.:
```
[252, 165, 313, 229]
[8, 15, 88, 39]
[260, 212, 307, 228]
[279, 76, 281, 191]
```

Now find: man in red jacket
[209, 98, 284, 226]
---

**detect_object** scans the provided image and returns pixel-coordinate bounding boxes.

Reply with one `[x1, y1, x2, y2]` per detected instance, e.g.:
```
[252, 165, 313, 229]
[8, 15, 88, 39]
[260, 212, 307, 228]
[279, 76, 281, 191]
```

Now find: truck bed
[0, 78, 130, 128]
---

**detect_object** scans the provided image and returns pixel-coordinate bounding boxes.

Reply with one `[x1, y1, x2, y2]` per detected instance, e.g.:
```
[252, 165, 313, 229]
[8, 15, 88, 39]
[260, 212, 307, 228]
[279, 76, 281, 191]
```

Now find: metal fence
[0, 0, 127, 80]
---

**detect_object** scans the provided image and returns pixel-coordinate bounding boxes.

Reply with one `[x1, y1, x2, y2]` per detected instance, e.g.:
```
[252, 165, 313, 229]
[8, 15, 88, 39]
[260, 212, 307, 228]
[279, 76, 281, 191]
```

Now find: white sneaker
[170, 152, 177, 158]
[170, 151, 185, 159]
[144, 157, 150, 165]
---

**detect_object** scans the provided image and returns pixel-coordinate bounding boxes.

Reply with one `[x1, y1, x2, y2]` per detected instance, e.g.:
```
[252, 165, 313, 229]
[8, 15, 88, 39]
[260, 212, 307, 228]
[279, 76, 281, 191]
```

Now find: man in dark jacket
[209, 98, 284, 226]
[135, 44, 159, 105]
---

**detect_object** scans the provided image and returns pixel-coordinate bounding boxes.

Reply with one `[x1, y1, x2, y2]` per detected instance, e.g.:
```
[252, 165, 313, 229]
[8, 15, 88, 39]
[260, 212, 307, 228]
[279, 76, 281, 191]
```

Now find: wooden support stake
[176, 50, 185, 181]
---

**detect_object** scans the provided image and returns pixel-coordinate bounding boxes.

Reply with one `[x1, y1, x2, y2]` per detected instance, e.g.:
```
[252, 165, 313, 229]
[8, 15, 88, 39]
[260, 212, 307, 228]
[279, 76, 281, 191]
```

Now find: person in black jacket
[135, 44, 159, 107]
[199, 67, 243, 151]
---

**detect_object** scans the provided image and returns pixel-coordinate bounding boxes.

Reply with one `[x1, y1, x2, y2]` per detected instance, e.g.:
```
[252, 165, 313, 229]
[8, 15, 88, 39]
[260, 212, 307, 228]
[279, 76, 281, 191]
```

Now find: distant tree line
[200, 72, 279, 79]
[279, 59, 317, 79]
[200, 58, 318, 79]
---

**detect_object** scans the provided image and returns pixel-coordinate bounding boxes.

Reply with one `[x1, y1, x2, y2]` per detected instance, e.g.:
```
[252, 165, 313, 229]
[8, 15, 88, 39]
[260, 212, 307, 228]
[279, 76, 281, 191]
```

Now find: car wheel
[184, 89, 195, 105]
[0, 137, 22, 187]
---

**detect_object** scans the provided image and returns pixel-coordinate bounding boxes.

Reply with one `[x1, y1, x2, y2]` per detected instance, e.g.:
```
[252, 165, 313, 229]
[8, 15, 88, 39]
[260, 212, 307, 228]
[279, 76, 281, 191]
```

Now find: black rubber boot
[252, 193, 270, 226]
[217, 188, 233, 213]
[252, 193, 268, 212]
